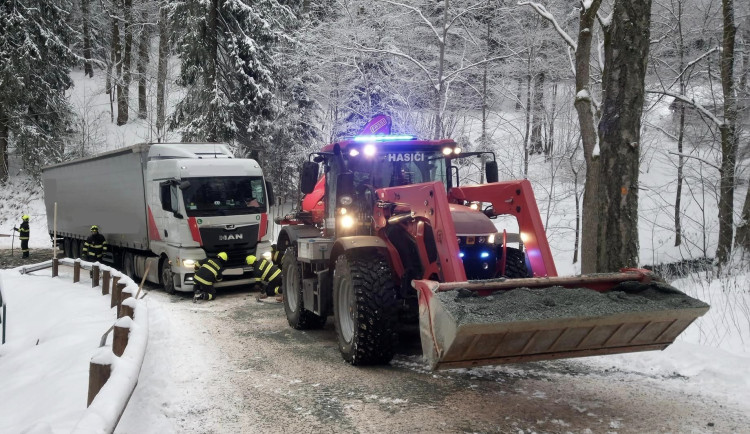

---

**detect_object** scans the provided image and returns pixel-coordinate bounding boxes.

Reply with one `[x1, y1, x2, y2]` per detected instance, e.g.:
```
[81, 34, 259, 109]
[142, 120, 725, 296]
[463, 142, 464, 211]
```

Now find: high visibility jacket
[248, 256, 281, 295]
[83, 232, 108, 261]
[194, 257, 226, 286]
[16, 221, 30, 240]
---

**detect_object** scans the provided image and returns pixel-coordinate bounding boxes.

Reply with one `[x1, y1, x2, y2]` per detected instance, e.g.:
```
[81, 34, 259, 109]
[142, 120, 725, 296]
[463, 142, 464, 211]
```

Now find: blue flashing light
[480, 251, 490, 259]
[353, 134, 417, 142]
[459, 251, 465, 258]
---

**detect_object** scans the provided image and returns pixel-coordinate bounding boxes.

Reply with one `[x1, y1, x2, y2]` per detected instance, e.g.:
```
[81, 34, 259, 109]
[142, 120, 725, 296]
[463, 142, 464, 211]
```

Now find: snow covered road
[116, 288, 750, 434]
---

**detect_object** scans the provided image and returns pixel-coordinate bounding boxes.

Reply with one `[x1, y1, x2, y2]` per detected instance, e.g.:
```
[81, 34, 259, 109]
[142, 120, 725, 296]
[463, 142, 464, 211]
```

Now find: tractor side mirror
[485, 161, 499, 183]
[336, 172, 355, 205]
[265, 180, 275, 206]
[300, 161, 319, 194]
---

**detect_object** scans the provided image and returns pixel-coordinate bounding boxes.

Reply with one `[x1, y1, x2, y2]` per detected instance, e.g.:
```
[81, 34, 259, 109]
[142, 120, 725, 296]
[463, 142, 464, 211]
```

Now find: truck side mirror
[300, 161, 319, 194]
[485, 161, 499, 183]
[336, 172, 354, 204]
[160, 181, 172, 212]
[179, 180, 191, 190]
[265, 181, 275, 206]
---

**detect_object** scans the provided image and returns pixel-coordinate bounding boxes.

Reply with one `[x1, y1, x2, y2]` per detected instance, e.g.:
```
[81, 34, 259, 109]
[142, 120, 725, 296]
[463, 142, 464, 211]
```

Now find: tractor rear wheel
[282, 247, 326, 330]
[333, 253, 398, 365]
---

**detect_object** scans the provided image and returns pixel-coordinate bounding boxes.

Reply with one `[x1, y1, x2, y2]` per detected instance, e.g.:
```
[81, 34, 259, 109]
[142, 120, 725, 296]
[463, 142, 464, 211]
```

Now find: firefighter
[193, 252, 227, 301]
[270, 244, 282, 266]
[246, 254, 282, 302]
[82, 225, 108, 262]
[14, 215, 31, 258]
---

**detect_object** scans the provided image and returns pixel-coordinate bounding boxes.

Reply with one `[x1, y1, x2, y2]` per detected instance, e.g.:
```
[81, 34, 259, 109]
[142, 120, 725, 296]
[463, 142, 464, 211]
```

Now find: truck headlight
[262, 251, 272, 260]
[182, 259, 197, 268]
[341, 215, 355, 228]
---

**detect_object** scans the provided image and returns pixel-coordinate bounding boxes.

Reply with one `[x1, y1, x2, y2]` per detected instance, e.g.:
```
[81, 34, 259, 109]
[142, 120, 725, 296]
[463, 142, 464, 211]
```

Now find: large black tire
[161, 259, 177, 294]
[333, 253, 398, 365]
[282, 247, 326, 330]
[63, 238, 73, 259]
[498, 246, 531, 278]
[122, 251, 137, 281]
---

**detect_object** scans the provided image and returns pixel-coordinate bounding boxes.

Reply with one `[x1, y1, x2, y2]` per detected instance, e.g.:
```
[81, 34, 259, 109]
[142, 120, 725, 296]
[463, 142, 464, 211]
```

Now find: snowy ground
[1, 262, 748, 433]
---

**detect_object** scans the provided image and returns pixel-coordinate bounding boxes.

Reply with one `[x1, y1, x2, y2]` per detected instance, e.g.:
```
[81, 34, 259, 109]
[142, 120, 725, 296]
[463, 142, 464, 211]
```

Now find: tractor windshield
[346, 150, 448, 189]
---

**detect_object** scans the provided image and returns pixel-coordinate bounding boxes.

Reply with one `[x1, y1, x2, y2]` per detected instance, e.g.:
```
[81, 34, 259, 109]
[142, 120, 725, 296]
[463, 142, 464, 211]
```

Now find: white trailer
[42, 143, 274, 293]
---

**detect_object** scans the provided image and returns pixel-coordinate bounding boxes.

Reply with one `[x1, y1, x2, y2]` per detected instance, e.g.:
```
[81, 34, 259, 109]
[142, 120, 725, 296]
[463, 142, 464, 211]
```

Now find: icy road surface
[118, 287, 748, 434]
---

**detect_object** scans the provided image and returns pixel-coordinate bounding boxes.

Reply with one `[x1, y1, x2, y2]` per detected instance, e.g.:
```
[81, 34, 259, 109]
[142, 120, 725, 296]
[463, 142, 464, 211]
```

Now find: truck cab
[144, 143, 273, 292]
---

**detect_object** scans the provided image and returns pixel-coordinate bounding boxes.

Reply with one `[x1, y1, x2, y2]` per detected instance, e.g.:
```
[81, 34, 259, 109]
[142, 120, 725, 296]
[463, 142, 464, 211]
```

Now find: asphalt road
[116, 285, 750, 434]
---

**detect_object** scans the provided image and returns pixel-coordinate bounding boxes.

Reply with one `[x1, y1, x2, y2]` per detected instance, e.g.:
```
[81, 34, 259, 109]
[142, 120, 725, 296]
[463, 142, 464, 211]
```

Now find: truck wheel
[500, 247, 531, 279]
[333, 253, 397, 365]
[63, 238, 73, 258]
[72, 239, 82, 259]
[122, 252, 137, 281]
[161, 260, 176, 294]
[282, 247, 326, 330]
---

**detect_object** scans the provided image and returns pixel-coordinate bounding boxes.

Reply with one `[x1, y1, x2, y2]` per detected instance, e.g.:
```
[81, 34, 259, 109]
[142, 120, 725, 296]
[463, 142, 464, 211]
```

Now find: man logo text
[219, 234, 243, 241]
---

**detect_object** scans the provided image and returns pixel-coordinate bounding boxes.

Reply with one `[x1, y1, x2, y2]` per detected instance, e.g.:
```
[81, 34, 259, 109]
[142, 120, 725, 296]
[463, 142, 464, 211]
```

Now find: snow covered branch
[668, 151, 720, 171]
[646, 90, 723, 127]
[518, 1, 577, 50]
[666, 46, 721, 90]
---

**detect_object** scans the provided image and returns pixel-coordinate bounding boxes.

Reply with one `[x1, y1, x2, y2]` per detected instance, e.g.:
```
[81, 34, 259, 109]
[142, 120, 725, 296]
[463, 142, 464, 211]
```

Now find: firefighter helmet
[22, 214, 30, 221]
[91, 225, 99, 231]
[217, 252, 228, 261]
[246, 255, 257, 265]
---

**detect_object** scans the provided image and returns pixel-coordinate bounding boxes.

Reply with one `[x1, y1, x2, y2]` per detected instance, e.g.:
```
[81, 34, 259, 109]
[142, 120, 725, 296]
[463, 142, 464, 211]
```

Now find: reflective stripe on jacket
[194, 257, 225, 286]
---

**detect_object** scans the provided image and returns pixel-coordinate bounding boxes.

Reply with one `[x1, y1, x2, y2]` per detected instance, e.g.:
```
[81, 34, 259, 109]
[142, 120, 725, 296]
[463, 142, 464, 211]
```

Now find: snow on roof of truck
[42, 143, 235, 170]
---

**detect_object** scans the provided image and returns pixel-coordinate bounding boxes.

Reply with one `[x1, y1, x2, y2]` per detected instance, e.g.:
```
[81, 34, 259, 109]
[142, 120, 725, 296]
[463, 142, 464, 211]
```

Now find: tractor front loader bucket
[413, 271, 709, 370]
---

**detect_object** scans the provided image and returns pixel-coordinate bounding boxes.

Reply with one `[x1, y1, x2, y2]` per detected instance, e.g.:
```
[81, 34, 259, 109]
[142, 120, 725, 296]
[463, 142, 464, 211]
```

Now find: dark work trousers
[194, 281, 216, 299]
[21, 240, 29, 258]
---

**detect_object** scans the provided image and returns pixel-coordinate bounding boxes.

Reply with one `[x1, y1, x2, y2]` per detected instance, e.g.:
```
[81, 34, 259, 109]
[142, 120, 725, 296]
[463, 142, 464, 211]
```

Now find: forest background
[0, 0, 749, 274]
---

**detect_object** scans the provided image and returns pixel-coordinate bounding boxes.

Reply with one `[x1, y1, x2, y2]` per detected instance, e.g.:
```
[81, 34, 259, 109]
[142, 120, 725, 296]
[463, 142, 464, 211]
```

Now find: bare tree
[596, 0, 652, 272]
[117, 0, 134, 126]
[519, 0, 605, 273]
[137, 5, 149, 119]
[156, 1, 169, 139]
[716, 0, 738, 266]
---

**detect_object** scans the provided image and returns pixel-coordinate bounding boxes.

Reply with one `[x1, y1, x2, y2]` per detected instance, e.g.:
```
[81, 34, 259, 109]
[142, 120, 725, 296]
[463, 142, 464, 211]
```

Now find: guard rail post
[73, 261, 81, 283]
[87, 348, 112, 407]
[102, 270, 111, 295]
[92, 265, 100, 288]
[52, 258, 59, 277]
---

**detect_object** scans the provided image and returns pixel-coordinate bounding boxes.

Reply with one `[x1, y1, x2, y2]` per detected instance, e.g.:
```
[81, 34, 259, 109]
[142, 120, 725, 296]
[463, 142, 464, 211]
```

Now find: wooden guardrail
[19, 257, 150, 433]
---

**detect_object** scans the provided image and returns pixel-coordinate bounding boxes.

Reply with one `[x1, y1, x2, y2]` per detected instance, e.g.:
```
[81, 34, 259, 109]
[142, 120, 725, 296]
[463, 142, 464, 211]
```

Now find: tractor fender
[277, 225, 322, 254]
[330, 236, 403, 278]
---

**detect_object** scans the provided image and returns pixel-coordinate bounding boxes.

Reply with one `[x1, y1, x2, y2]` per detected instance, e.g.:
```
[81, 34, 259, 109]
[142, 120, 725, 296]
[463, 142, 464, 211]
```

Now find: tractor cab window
[181, 176, 267, 217]
[346, 151, 447, 190]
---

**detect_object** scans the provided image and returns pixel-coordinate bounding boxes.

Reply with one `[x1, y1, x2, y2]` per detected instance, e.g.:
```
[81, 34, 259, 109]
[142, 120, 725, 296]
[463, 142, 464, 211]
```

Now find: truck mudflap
[413, 270, 710, 370]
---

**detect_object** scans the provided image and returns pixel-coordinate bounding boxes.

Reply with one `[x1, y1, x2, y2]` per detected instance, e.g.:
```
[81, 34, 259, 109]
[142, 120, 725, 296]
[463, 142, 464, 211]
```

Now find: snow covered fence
[18, 258, 149, 434]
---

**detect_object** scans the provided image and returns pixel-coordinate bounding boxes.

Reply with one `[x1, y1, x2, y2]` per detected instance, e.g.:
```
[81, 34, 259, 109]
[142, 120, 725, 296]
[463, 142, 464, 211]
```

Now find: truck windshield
[347, 151, 447, 189]
[182, 176, 266, 217]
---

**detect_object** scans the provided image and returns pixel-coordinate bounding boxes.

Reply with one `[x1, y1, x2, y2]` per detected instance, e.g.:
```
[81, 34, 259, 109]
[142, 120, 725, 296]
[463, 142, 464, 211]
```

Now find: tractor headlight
[442, 147, 452, 155]
[470, 202, 480, 210]
[341, 215, 355, 228]
[364, 144, 377, 157]
[488, 234, 496, 244]
[339, 195, 353, 206]
[478, 236, 486, 244]
[454, 147, 462, 155]
[349, 149, 360, 157]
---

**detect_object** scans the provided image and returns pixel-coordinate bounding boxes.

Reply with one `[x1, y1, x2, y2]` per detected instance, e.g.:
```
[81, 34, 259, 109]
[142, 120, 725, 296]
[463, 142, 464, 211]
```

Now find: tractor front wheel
[333, 253, 398, 365]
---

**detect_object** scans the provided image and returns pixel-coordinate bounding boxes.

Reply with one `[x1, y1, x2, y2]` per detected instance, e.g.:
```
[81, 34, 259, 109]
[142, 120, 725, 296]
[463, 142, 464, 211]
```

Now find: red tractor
[275, 121, 708, 369]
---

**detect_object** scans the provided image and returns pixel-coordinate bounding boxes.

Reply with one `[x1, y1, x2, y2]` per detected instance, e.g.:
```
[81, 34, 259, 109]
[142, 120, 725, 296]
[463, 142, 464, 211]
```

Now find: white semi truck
[42, 143, 274, 293]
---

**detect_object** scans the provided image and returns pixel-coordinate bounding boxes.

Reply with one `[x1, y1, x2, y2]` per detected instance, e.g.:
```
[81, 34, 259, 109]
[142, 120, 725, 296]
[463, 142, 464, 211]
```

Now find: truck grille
[199, 224, 259, 267]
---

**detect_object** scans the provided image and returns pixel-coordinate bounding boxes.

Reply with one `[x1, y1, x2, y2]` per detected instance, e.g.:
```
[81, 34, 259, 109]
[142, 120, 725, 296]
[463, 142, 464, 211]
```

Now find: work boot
[256, 292, 268, 301]
[193, 291, 204, 303]
[275, 295, 283, 303]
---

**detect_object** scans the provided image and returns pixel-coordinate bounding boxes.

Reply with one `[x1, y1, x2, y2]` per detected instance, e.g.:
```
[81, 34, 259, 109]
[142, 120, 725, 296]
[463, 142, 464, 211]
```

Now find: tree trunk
[716, 0, 737, 266]
[674, 0, 686, 247]
[137, 8, 149, 120]
[82, 0, 94, 77]
[595, 0, 652, 272]
[110, 15, 121, 122]
[574, 0, 603, 274]
[523, 67, 532, 177]
[735, 20, 750, 251]
[156, 3, 169, 138]
[117, 0, 134, 126]
[0, 110, 8, 183]
[205, 0, 220, 141]
[530, 72, 545, 154]
[546, 81, 557, 156]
